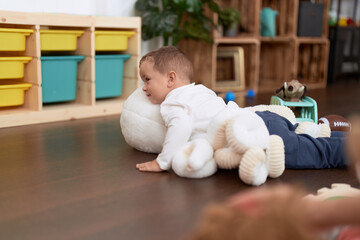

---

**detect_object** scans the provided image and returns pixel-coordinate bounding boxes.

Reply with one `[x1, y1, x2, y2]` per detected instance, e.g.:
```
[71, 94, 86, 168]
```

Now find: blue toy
[260, 7, 278, 37]
[246, 89, 255, 98]
[225, 91, 236, 103]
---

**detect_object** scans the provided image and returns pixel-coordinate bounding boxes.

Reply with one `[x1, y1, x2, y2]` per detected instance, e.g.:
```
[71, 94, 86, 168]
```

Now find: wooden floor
[0, 81, 360, 240]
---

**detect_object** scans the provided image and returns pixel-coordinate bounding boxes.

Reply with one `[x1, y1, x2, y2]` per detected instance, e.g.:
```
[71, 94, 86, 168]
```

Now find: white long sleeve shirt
[157, 83, 226, 170]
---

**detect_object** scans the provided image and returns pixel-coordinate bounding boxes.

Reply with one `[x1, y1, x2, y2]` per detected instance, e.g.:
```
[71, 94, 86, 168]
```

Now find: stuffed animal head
[275, 80, 307, 102]
[120, 87, 166, 153]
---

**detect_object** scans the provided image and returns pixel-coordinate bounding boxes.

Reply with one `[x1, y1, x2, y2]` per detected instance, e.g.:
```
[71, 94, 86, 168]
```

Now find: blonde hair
[140, 46, 193, 82]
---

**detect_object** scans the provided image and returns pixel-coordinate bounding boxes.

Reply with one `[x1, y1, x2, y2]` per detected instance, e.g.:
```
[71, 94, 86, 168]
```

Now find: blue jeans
[255, 111, 348, 169]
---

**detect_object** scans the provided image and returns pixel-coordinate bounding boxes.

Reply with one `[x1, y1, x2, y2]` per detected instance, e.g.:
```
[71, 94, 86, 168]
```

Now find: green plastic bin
[41, 55, 85, 103]
[95, 54, 131, 99]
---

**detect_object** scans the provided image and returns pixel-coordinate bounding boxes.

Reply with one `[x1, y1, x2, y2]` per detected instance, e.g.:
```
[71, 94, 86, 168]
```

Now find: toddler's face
[140, 61, 170, 104]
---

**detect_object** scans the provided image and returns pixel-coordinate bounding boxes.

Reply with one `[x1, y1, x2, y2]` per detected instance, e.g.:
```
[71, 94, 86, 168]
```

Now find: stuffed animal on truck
[275, 80, 307, 102]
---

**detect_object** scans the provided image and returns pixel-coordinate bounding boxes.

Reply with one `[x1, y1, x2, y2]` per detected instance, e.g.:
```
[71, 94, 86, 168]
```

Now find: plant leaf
[173, 0, 202, 13]
[183, 16, 212, 43]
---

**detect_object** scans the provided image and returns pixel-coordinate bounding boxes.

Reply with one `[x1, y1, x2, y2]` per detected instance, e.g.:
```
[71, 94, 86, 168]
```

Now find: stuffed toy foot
[214, 147, 244, 169]
[239, 135, 285, 186]
[172, 138, 217, 178]
[266, 135, 285, 178]
[295, 122, 331, 138]
[239, 147, 268, 186]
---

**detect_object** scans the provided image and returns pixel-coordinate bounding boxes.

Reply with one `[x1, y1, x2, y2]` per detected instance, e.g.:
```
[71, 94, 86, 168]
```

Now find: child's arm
[136, 107, 192, 173]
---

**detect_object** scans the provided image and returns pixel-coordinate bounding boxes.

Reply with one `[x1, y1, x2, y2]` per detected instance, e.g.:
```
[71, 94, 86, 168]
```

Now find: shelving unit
[0, 11, 141, 128]
[328, 0, 360, 83]
[178, 0, 330, 94]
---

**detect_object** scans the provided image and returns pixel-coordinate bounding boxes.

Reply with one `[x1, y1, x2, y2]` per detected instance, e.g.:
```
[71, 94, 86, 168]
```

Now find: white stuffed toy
[120, 87, 217, 179]
[120, 87, 166, 153]
[207, 102, 293, 185]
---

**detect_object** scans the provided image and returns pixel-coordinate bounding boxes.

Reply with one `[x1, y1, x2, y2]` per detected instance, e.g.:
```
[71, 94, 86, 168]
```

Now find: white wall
[0, 0, 162, 55]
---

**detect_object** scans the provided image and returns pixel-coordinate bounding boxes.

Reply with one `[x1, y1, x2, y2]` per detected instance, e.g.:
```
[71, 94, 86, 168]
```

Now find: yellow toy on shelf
[338, 17, 348, 26]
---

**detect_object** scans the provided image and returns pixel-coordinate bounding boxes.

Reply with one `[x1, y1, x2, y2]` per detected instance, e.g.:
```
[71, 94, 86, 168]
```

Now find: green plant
[218, 7, 241, 30]
[135, 0, 221, 46]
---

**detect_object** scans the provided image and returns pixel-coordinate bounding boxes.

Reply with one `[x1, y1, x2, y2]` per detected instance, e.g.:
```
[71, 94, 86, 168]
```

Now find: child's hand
[136, 159, 164, 172]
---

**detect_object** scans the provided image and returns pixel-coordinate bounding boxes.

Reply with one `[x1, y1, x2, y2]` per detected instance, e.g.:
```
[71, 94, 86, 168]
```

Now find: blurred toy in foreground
[347, 115, 360, 181]
[275, 80, 307, 102]
[187, 187, 316, 240]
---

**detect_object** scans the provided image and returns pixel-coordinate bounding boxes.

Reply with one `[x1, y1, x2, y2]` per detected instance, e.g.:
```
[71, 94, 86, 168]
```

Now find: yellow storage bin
[0, 81, 32, 107]
[0, 57, 32, 79]
[39, 30, 84, 51]
[95, 31, 135, 51]
[0, 28, 34, 51]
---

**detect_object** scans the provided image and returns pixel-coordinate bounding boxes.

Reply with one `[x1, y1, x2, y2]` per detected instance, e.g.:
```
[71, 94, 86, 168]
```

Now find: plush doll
[275, 79, 307, 102]
[120, 87, 297, 184]
[207, 102, 298, 185]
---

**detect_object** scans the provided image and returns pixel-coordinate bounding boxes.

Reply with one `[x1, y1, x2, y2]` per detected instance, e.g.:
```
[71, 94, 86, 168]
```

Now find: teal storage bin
[95, 54, 131, 99]
[41, 55, 85, 103]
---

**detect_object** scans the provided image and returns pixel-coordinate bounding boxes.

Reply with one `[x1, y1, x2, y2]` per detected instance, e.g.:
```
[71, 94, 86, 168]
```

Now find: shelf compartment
[0, 80, 32, 107]
[39, 30, 85, 51]
[217, 42, 260, 93]
[94, 31, 135, 51]
[261, 0, 297, 37]
[259, 41, 295, 92]
[95, 54, 131, 99]
[40, 55, 85, 103]
[218, 0, 260, 36]
[0, 28, 34, 51]
[295, 39, 329, 88]
[0, 56, 32, 79]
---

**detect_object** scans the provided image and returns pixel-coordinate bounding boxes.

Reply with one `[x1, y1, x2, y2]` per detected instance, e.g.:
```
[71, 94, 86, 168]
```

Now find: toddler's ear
[167, 71, 177, 87]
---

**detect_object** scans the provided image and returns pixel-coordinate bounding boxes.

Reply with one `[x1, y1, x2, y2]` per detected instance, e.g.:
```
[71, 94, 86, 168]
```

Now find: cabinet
[178, 0, 330, 94]
[0, 11, 141, 128]
[328, 0, 360, 83]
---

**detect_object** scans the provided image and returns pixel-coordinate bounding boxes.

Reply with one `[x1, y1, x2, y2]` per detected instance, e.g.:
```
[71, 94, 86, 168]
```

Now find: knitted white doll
[207, 102, 330, 186]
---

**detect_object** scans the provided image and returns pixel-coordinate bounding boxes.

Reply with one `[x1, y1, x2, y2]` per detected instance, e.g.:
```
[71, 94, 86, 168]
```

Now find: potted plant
[135, 0, 222, 46]
[218, 7, 241, 37]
